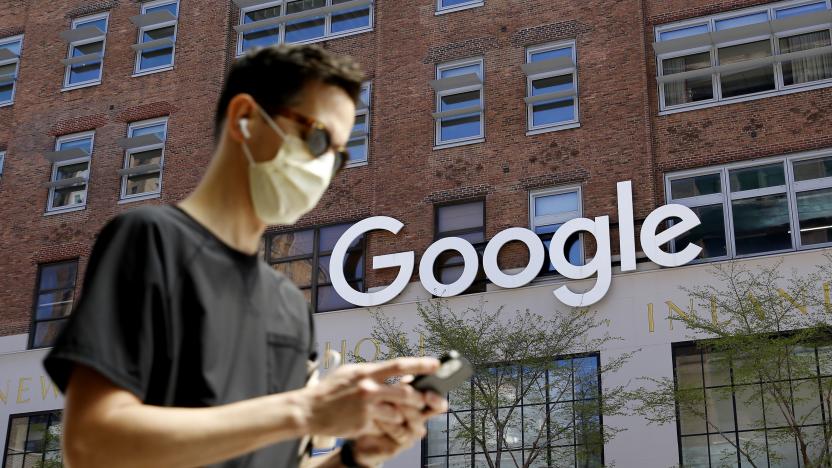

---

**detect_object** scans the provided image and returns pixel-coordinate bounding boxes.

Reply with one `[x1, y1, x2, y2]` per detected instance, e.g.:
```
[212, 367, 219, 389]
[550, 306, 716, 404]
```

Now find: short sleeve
[43, 211, 168, 401]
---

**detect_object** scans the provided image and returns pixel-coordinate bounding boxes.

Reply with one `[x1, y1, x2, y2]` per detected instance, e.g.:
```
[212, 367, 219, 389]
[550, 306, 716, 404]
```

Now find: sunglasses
[272, 107, 349, 175]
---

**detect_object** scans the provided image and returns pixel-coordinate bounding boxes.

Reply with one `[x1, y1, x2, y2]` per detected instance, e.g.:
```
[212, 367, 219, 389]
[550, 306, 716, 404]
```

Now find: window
[673, 342, 832, 467]
[0, 151, 5, 179]
[654, 0, 832, 112]
[0, 35, 23, 106]
[132, 0, 179, 74]
[434, 200, 486, 294]
[265, 223, 365, 312]
[424, 355, 602, 468]
[60, 13, 108, 89]
[346, 83, 370, 166]
[431, 58, 484, 147]
[4, 411, 63, 467]
[118, 117, 168, 200]
[234, 0, 374, 55]
[436, 0, 483, 14]
[30, 261, 77, 349]
[530, 187, 583, 275]
[666, 151, 832, 261]
[523, 42, 579, 133]
[45, 132, 94, 213]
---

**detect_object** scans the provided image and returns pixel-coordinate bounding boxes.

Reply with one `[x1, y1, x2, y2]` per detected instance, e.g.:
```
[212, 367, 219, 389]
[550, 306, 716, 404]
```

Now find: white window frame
[234, 0, 375, 56]
[666, 148, 832, 263]
[0, 35, 23, 107]
[120, 117, 168, 202]
[62, 13, 109, 91]
[47, 131, 94, 214]
[133, 0, 179, 76]
[525, 41, 580, 135]
[433, 57, 485, 149]
[435, 0, 483, 15]
[345, 81, 370, 168]
[529, 185, 585, 271]
[654, 0, 832, 114]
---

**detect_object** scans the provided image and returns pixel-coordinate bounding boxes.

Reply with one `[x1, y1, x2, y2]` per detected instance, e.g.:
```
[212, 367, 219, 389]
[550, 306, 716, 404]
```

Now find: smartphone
[410, 350, 473, 395]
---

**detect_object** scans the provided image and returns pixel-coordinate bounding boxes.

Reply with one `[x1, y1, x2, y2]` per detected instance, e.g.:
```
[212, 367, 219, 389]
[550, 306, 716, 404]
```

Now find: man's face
[244, 80, 357, 165]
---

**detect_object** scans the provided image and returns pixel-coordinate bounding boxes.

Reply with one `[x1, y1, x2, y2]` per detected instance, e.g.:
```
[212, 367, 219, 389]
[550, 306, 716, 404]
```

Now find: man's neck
[177, 146, 265, 256]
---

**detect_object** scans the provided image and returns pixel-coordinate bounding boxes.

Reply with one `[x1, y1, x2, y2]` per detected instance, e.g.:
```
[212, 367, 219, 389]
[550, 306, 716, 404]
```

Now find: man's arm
[63, 357, 439, 468]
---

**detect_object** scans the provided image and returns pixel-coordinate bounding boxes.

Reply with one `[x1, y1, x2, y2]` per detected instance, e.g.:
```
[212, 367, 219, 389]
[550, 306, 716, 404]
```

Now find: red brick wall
[1, 0, 830, 338]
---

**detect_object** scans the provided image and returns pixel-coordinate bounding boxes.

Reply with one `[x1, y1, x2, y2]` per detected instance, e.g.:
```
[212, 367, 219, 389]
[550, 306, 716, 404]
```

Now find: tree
[635, 256, 832, 468]
[366, 298, 632, 468]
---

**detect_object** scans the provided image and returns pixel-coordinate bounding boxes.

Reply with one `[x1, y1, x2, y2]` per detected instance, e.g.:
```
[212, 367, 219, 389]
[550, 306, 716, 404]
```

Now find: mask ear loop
[255, 104, 289, 139]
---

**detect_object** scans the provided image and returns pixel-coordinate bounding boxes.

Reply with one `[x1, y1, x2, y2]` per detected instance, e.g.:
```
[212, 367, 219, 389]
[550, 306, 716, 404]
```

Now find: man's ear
[226, 94, 255, 143]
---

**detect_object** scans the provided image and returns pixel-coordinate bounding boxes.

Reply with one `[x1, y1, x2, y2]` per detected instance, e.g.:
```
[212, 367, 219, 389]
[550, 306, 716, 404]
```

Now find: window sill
[345, 160, 368, 169]
[435, 1, 484, 15]
[118, 192, 161, 204]
[132, 65, 174, 78]
[433, 137, 485, 150]
[44, 205, 86, 216]
[61, 80, 102, 93]
[526, 121, 580, 136]
[0, 101, 13, 108]
[659, 79, 832, 116]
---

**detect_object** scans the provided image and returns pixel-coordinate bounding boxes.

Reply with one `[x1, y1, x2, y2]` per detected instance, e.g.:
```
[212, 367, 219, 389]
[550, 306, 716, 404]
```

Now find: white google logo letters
[330, 181, 702, 307]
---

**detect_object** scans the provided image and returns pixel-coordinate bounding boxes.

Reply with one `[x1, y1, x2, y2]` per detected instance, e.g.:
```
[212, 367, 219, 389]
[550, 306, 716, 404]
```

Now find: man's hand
[297, 357, 440, 438]
[352, 388, 448, 467]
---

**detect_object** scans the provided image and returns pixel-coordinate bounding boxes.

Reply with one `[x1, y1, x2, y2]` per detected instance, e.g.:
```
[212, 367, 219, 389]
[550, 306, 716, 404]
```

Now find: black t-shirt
[43, 205, 315, 468]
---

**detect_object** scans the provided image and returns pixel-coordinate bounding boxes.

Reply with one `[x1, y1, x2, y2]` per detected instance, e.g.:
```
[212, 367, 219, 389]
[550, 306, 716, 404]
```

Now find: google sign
[329, 181, 703, 307]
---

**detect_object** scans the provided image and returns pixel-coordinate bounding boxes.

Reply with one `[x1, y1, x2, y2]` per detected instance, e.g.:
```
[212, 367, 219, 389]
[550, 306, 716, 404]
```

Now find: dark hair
[213, 44, 364, 141]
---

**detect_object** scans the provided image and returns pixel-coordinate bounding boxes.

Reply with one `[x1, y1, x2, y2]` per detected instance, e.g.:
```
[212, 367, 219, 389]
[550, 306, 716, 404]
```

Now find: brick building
[0, 0, 831, 466]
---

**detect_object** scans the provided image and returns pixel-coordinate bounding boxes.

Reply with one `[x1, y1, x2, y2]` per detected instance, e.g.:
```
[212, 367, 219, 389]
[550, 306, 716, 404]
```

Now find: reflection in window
[4, 411, 63, 467]
[531, 188, 583, 275]
[31, 261, 77, 349]
[434, 201, 486, 294]
[265, 224, 364, 312]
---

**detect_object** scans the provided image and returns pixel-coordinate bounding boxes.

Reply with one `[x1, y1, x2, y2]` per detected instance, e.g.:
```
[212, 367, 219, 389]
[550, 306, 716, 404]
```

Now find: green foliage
[367, 298, 633, 468]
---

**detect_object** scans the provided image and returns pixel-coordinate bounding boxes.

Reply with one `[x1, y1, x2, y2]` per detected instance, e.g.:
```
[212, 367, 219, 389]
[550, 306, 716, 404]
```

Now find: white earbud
[239, 118, 251, 139]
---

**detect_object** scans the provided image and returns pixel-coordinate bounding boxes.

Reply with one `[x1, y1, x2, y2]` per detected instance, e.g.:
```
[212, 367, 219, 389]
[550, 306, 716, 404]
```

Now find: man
[42, 44, 447, 468]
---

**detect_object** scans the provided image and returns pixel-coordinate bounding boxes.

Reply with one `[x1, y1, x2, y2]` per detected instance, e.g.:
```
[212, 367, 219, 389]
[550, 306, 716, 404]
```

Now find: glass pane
[440, 90, 481, 112]
[7, 417, 28, 453]
[440, 63, 481, 79]
[737, 430, 767, 468]
[763, 382, 791, 427]
[427, 414, 448, 457]
[0, 40, 22, 56]
[780, 30, 832, 86]
[131, 123, 166, 140]
[126, 172, 160, 196]
[731, 194, 792, 255]
[352, 113, 367, 133]
[530, 46, 572, 63]
[792, 379, 822, 425]
[709, 433, 739, 467]
[549, 360, 573, 402]
[76, 17, 107, 31]
[331, 6, 371, 33]
[5, 455, 24, 468]
[52, 185, 87, 208]
[40, 263, 77, 290]
[776, 2, 827, 18]
[72, 41, 103, 57]
[673, 204, 728, 259]
[440, 113, 482, 141]
[662, 52, 714, 106]
[22, 453, 43, 468]
[535, 191, 578, 217]
[676, 348, 704, 389]
[715, 12, 769, 30]
[437, 202, 483, 234]
[143, 25, 175, 42]
[346, 137, 367, 163]
[285, 0, 326, 43]
[425, 456, 447, 468]
[58, 137, 92, 153]
[660, 24, 709, 41]
[269, 230, 314, 259]
[45, 417, 61, 451]
[681, 435, 709, 468]
[670, 173, 722, 199]
[320, 224, 360, 251]
[317, 282, 359, 312]
[241, 3, 279, 50]
[550, 446, 576, 467]
[0, 82, 13, 103]
[730, 164, 785, 192]
[797, 188, 832, 246]
[36, 290, 74, 320]
[532, 98, 575, 127]
[56, 162, 88, 180]
[439, 264, 464, 285]
[794, 156, 832, 181]
[540, 231, 582, 273]
[140, 46, 174, 70]
[802, 425, 828, 464]
[767, 429, 799, 467]
[129, 148, 163, 167]
[573, 357, 598, 399]
[549, 402, 574, 446]
[448, 412, 470, 454]
[705, 388, 735, 432]
[272, 259, 314, 287]
[69, 60, 102, 84]
[145, 2, 178, 16]
[819, 347, 832, 375]
[703, 352, 730, 387]
[318, 253, 363, 283]
[718, 40, 775, 98]
[679, 399, 707, 435]
[499, 407, 522, 449]
[531, 74, 573, 96]
[734, 384, 764, 430]
[33, 320, 68, 348]
[25, 415, 47, 452]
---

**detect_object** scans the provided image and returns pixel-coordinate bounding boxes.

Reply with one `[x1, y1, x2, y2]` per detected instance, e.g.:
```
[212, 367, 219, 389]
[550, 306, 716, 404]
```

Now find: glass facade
[4, 411, 63, 468]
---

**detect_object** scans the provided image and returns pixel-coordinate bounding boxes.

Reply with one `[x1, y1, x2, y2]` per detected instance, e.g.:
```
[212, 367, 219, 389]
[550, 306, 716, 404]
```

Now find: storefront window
[4, 410, 63, 468]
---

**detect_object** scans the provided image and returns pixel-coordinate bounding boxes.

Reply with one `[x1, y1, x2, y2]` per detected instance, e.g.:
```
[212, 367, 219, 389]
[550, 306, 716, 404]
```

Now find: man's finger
[366, 382, 427, 408]
[365, 357, 440, 382]
[370, 402, 405, 425]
